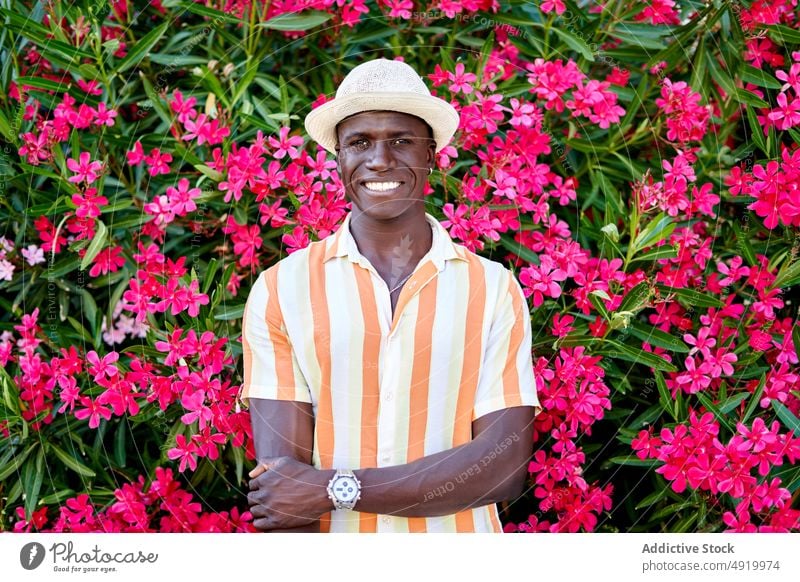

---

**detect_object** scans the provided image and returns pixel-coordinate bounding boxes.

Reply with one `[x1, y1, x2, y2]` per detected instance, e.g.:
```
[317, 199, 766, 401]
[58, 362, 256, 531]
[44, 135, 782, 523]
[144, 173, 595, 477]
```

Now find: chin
[352, 197, 421, 222]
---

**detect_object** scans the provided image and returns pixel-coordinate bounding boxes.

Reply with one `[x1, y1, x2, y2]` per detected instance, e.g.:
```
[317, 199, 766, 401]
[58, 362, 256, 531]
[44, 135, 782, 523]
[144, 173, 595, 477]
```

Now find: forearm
[250, 399, 320, 532]
[353, 431, 530, 518]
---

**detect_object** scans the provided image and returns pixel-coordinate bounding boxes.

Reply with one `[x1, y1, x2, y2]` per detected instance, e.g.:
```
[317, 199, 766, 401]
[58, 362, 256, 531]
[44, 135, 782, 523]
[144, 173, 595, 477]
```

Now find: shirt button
[382, 516, 391, 524]
[384, 391, 393, 401]
[381, 454, 391, 462]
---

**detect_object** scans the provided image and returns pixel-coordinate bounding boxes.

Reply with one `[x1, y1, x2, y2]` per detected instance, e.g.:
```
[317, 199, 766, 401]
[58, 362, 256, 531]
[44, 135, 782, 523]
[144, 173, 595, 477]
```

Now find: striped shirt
[240, 211, 541, 532]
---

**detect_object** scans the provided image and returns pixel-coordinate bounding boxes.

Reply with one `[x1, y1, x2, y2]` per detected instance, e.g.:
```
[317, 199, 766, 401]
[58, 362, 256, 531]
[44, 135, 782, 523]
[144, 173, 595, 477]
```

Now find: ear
[427, 139, 436, 169]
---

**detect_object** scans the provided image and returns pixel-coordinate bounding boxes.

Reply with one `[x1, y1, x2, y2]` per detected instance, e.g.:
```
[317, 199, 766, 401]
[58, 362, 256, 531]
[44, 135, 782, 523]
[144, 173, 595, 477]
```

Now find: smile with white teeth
[363, 181, 401, 192]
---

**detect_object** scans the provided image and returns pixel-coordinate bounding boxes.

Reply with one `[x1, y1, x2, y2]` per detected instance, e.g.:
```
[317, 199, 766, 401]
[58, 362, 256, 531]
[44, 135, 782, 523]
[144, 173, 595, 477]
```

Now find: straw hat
[304, 58, 460, 155]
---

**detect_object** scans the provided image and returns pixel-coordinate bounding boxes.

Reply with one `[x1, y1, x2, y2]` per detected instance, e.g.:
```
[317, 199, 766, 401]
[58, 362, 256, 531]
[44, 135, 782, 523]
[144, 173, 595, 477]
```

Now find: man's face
[335, 110, 435, 222]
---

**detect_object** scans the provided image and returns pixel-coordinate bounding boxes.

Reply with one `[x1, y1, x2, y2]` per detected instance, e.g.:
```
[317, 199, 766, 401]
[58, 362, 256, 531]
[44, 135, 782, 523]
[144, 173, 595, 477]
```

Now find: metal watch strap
[326, 469, 362, 511]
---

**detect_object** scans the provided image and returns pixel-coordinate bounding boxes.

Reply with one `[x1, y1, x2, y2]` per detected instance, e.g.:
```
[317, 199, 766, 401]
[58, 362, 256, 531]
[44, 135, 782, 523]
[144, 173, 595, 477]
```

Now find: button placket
[377, 322, 399, 467]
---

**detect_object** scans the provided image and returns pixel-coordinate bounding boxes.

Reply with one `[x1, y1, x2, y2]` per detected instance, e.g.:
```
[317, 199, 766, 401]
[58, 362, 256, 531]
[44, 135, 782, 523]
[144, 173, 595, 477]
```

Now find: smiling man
[240, 58, 541, 533]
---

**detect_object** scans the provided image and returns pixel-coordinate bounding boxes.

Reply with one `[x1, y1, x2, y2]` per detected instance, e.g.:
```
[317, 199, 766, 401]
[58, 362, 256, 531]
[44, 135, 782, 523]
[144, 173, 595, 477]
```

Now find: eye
[349, 139, 368, 150]
[394, 138, 410, 145]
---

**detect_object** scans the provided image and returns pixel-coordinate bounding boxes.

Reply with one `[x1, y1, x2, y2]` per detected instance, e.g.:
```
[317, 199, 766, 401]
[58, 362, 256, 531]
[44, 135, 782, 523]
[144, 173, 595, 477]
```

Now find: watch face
[333, 477, 358, 502]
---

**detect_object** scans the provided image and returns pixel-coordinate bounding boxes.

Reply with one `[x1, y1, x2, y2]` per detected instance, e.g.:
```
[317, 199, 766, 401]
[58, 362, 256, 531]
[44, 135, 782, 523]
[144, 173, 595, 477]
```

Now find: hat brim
[304, 92, 460, 155]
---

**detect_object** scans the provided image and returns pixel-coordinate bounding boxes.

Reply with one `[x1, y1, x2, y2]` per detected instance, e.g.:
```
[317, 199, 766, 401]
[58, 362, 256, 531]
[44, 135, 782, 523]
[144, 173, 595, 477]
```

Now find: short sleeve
[238, 268, 312, 409]
[472, 269, 542, 421]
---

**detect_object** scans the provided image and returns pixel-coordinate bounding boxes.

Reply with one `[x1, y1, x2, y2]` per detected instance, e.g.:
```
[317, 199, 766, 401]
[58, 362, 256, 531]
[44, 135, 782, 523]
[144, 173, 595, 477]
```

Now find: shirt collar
[323, 211, 467, 270]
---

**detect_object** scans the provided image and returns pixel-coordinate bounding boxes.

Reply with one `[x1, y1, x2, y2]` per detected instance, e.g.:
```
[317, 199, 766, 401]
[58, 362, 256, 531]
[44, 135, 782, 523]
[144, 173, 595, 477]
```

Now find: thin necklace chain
[389, 271, 413, 295]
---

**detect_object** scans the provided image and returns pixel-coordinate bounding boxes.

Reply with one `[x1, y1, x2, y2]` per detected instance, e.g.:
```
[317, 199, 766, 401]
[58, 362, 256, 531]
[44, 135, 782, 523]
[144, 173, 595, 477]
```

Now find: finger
[248, 464, 268, 479]
[249, 457, 281, 478]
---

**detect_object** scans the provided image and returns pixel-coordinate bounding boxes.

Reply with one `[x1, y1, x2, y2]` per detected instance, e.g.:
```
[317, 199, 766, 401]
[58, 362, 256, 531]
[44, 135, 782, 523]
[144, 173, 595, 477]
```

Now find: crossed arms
[246, 398, 536, 532]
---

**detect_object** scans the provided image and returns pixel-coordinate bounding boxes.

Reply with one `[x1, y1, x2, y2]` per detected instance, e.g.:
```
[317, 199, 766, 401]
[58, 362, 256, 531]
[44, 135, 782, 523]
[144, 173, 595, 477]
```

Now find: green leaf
[180, 1, 243, 23]
[696, 392, 735, 432]
[194, 164, 223, 182]
[260, 10, 333, 31]
[49, 443, 97, 478]
[14, 75, 73, 94]
[730, 222, 757, 267]
[740, 65, 782, 90]
[657, 285, 725, 308]
[718, 392, 749, 414]
[793, 325, 800, 364]
[608, 456, 660, 467]
[0, 443, 37, 481]
[116, 21, 170, 74]
[746, 106, 767, 154]
[653, 369, 678, 422]
[80, 220, 108, 271]
[629, 320, 690, 353]
[551, 27, 595, 61]
[772, 401, 800, 435]
[114, 424, 127, 467]
[742, 373, 767, 424]
[632, 213, 674, 253]
[39, 489, 77, 505]
[609, 30, 665, 50]
[768, 24, 800, 45]
[498, 235, 539, 264]
[732, 88, 769, 108]
[618, 282, 652, 314]
[635, 487, 669, 510]
[589, 290, 611, 322]
[214, 303, 245, 321]
[773, 258, 800, 289]
[603, 339, 678, 372]
[630, 244, 678, 263]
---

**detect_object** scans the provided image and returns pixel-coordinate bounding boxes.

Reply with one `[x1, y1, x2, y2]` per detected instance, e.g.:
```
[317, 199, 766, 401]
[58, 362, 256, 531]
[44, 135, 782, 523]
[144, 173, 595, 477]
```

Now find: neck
[348, 207, 433, 273]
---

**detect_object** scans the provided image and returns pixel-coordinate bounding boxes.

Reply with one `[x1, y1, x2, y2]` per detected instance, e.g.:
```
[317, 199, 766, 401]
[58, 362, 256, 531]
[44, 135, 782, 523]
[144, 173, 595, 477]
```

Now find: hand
[247, 456, 335, 532]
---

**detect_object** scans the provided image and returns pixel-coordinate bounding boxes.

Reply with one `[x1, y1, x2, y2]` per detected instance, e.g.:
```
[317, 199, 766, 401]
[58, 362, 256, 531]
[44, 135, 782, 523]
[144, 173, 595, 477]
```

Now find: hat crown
[336, 58, 431, 98]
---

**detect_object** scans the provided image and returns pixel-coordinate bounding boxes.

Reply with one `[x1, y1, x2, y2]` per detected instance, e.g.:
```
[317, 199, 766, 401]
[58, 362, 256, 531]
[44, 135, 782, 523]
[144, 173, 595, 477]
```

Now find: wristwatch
[326, 469, 362, 511]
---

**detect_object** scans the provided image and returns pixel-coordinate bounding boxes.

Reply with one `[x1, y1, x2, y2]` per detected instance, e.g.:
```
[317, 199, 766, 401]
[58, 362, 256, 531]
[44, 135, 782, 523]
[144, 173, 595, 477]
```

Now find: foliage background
[1, 0, 799, 532]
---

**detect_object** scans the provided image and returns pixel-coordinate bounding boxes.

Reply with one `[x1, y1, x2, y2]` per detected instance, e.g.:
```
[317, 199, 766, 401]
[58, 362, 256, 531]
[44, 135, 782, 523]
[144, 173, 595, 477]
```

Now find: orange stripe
[263, 266, 295, 400]
[308, 243, 334, 470]
[502, 274, 525, 406]
[319, 512, 331, 533]
[354, 266, 380, 533]
[406, 278, 438, 533]
[390, 261, 437, 334]
[454, 256, 486, 532]
[407, 277, 436, 462]
[488, 506, 502, 532]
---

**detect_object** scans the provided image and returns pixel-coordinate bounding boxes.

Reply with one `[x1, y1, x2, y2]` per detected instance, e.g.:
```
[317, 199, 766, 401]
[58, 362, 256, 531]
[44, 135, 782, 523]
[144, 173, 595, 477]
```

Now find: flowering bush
[1, 0, 799, 533]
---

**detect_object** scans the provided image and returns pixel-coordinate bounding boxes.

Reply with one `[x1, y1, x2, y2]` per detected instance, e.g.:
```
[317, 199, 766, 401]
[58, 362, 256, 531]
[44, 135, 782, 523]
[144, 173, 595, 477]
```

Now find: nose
[365, 137, 395, 171]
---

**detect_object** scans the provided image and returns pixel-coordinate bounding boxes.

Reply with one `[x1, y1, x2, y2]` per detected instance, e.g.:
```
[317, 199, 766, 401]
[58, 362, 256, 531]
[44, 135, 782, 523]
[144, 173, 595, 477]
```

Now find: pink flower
[66, 152, 104, 184]
[93, 102, 117, 127]
[767, 91, 800, 130]
[167, 434, 199, 473]
[86, 350, 119, 381]
[268, 126, 304, 159]
[89, 246, 126, 278]
[169, 89, 197, 124]
[74, 396, 113, 429]
[519, 255, 568, 307]
[448, 62, 477, 95]
[551, 313, 575, 338]
[143, 148, 172, 176]
[674, 355, 712, 394]
[126, 141, 145, 165]
[540, 0, 566, 14]
[166, 178, 201, 216]
[72, 187, 108, 219]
